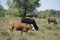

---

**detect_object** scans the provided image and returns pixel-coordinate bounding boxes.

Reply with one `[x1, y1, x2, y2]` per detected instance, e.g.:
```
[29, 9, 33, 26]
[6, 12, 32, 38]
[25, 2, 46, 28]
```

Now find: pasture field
[0, 17, 60, 40]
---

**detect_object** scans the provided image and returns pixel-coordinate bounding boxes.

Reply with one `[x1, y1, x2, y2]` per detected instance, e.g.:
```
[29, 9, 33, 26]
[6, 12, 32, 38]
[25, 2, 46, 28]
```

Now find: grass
[1, 32, 9, 36]
[7, 37, 12, 40]
[0, 31, 9, 36]
[54, 32, 58, 36]
[0, 17, 60, 40]
[28, 31, 35, 36]
[45, 25, 52, 30]
[20, 37, 27, 40]
[55, 27, 60, 30]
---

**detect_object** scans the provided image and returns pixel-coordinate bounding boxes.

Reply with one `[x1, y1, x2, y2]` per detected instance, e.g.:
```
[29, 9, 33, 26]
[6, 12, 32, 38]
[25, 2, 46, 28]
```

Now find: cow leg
[48, 21, 50, 24]
[25, 30, 28, 35]
[21, 31, 23, 36]
[25, 28, 29, 35]
[9, 27, 14, 32]
[54, 21, 57, 24]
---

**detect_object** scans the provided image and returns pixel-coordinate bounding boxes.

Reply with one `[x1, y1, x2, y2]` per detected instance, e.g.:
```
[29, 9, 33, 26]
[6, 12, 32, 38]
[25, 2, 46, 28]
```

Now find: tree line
[0, 0, 60, 18]
[37, 9, 60, 18]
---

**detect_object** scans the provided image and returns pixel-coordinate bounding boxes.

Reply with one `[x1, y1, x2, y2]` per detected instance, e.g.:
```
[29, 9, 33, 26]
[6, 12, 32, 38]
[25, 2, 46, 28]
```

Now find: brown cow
[9, 21, 32, 36]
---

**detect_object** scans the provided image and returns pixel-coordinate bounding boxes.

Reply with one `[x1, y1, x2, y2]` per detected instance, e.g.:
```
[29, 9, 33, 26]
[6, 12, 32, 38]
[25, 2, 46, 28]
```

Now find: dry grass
[0, 17, 60, 40]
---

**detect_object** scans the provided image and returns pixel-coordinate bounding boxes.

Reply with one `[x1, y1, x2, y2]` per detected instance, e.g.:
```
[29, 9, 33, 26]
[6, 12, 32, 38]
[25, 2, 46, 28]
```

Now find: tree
[49, 10, 56, 17]
[7, 0, 40, 17]
[0, 5, 5, 17]
[0, 5, 3, 11]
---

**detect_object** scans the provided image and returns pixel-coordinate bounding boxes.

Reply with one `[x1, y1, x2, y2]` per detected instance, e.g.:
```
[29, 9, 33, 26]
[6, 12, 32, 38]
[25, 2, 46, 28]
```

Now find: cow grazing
[48, 18, 57, 24]
[9, 21, 32, 36]
[21, 18, 39, 31]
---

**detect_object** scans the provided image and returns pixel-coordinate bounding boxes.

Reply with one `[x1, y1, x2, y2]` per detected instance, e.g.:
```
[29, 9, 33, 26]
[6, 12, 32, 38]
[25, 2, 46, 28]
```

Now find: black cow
[21, 18, 39, 31]
[48, 18, 57, 24]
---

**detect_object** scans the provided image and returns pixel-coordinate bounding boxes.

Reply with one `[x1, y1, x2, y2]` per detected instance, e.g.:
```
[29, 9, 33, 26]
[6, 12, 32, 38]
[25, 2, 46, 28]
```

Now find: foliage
[0, 5, 5, 17]
[6, 0, 40, 17]
[38, 9, 60, 18]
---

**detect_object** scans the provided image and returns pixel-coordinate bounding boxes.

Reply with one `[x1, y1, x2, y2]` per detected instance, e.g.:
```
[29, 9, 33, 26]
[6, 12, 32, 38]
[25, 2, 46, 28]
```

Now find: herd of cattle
[9, 17, 57, 36]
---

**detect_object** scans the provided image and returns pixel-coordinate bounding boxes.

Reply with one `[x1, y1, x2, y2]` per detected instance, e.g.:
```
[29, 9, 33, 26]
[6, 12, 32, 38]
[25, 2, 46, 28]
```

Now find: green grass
[20, 37, 27, 40]
[7, 37, 12, 40]
[55, 27, 60, 30]
[0, 17, 60, 40]
[0, 31, 9, 36]
[45, 26, 52, 30]
[28, 31, 35, 36]
[54, 32, 58, 36]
